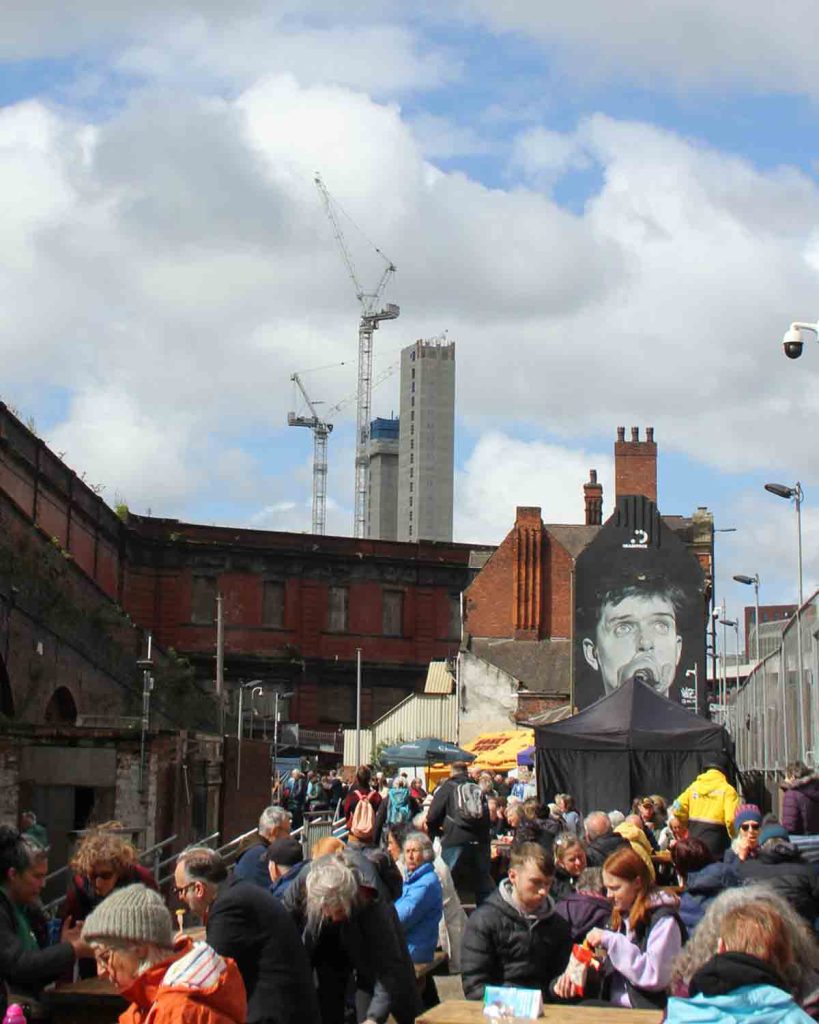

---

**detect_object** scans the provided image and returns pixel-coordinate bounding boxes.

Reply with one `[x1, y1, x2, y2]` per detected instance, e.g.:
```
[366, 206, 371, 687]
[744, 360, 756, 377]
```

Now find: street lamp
[714, 609, 740, 732]
[733, 573, 761, 665]
[237, 679, 264, 790]
[272, 690, 295, 794]
[764, 482, 807, 762]
[781, 321, 818, 360]
[733, 572, 764, 771]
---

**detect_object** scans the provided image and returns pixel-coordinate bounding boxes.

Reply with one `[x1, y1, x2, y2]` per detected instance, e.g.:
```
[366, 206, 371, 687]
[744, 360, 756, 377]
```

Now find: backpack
[453, 780, 484, 821]
[387, 787, 413, 824]
[350, 790, 379, 842]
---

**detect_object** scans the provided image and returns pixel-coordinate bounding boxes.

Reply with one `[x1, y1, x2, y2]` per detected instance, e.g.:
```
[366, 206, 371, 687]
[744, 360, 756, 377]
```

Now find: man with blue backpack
[426, 761, 493, 906]
[374, 779, 419, 846]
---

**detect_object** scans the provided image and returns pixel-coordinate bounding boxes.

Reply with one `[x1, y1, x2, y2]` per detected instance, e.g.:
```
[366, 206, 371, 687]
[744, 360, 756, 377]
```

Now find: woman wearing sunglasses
[723, 805, 762, 865]
[60, 823, 159, 977]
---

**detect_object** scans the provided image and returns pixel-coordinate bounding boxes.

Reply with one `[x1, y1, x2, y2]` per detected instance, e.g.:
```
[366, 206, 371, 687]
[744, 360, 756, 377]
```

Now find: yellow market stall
[428, 729, 534, 789]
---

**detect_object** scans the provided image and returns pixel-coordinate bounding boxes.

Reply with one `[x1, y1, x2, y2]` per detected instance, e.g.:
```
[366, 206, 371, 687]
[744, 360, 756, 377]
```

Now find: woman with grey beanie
[81, 884, 246, 1024]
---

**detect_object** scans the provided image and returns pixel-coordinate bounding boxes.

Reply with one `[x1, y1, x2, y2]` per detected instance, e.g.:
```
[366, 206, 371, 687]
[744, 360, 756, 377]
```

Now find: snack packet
[565, 941, 600, 997]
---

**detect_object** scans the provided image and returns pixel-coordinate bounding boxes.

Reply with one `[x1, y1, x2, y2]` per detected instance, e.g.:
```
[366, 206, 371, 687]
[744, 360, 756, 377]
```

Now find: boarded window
[262, 581, 285, 627]
[318, 682, 355, 725]
[448, 593, 461, 640]
[191, 576, 217, 624]
[327, 586, 349, 633]
[382, 590, 403, 637]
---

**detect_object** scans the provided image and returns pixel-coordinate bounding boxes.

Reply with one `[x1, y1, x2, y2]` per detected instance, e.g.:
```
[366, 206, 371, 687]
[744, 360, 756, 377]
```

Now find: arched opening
[0, 654, 13, 718]
[44, 686, 78, 725]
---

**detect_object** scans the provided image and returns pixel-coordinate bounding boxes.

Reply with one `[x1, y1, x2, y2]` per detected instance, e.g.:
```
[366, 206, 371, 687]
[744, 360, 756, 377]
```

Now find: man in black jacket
[462, 843, 572, 999]
[174, 846, 319, 1024]
[737, 824, 819, 925]
[0, 827, 88, 1012]
[427, 761, 493, 905]
[282, 850, 421, 1024]
[584, 811, 629, 867]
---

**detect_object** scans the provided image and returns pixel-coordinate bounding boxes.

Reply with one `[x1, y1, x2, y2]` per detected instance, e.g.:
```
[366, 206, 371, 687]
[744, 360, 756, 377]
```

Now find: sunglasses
[89, 870, 116, 882]
[739, 822, 760, 832]
[172, 882, 196, 898]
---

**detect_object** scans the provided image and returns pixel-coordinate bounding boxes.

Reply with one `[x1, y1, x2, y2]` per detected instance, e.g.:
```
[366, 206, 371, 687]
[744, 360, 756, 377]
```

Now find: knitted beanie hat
[759, 823, 789, 846]
[82, 884, 173, 948]
[734, 804, 762, 830]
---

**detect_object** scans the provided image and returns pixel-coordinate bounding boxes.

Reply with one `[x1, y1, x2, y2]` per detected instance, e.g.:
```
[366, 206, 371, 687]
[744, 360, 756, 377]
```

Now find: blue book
[483, 986, 543, 1019]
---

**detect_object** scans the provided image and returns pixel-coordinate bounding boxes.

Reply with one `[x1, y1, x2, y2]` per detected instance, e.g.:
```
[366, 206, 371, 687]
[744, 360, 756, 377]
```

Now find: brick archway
[44, 686, 78, 725]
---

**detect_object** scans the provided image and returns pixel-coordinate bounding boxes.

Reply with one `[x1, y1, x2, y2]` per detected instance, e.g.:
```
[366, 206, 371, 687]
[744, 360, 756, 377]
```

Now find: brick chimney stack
[614, 426, 657, 503]
[583, 469, 603, 526]
[513, 506, 543, 640]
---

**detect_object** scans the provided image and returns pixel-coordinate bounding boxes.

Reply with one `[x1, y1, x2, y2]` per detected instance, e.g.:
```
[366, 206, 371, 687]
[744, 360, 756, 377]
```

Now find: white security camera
[783, 325, 804, 360]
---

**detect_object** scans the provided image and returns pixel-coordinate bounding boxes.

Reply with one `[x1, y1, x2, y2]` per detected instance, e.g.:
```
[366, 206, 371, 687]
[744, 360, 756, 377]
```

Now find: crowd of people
[1, 754, 818, 1023]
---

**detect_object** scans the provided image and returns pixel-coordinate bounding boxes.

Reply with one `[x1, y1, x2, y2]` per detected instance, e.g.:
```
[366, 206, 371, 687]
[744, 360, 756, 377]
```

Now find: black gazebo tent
[535, 677, 732, 814]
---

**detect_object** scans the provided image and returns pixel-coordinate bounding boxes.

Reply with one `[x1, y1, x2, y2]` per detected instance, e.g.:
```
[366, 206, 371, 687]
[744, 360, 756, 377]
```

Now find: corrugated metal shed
[424, 661, 454, 694]
[343, 693, 457, 765]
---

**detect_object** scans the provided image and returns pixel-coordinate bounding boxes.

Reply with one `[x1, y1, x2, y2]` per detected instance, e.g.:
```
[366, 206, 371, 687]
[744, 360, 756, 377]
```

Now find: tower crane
[314, 172, 400, 538]
[287, 373, 333, 535]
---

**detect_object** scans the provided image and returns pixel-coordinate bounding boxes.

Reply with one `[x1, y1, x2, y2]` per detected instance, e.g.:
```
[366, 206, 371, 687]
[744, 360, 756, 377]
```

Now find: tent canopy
[535, 678, 732, 814]
[535, 676, 725, 751]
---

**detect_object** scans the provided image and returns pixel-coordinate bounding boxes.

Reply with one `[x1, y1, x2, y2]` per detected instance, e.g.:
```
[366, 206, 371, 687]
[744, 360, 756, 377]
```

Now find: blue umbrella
[380, 737, 476, 767]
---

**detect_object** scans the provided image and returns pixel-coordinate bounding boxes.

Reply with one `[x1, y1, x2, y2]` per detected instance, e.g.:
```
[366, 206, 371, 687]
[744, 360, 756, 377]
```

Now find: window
[327, 586, 349, 633]
[318, 682, 355, 725]
[191, 576, 217, 624]
[262, 581, 285, 627]
[447, 593, 461, 640]
[382, 590, 403, 636]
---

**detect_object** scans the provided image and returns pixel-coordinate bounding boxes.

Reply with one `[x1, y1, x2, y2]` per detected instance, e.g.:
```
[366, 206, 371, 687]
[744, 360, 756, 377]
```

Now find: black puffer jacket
[461, 881, 572, 999]
[549, 866, 578, 903]
[514, 817, 561, 853]
[586, 831, 630, 868]
[739, 840, 819, 924]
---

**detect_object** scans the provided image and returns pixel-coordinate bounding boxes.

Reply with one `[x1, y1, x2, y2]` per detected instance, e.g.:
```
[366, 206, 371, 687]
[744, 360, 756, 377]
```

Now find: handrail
[44, 833, 179, 891]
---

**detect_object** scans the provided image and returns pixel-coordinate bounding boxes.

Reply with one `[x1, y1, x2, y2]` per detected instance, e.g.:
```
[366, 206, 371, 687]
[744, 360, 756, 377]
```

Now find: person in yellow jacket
[671, 754, 739, 858]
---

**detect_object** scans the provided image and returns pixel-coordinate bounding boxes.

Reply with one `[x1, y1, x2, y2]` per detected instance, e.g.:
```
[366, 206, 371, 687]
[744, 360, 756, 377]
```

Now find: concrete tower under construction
[397, 338, 455, 543]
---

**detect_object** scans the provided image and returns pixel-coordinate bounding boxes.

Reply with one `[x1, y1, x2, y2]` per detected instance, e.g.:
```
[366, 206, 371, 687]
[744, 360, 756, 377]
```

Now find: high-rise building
[397, 338, 455, 542]
[367, 417, 399, 541]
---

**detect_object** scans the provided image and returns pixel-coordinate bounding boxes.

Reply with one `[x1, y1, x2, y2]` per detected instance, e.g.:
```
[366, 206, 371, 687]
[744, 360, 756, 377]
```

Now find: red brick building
[458, 427, 714, 739]
[0, 402, 491, 736]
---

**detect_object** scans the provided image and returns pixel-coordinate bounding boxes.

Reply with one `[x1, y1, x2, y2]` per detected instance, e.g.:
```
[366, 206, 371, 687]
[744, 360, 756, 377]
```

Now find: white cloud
[464, 0, 819, 96]
[454, 432, 613, 544]
[2, 72, 819, 541]
[509, 126, 591, 189]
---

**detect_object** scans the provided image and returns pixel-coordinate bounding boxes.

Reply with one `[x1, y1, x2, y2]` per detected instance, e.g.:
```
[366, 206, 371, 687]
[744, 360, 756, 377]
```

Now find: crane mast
[287, 373, 333, 535]
[314, 173, 400, 538]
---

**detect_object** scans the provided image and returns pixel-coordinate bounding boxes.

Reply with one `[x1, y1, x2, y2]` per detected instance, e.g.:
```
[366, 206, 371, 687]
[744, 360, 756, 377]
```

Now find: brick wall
[614, 426, 657, 503]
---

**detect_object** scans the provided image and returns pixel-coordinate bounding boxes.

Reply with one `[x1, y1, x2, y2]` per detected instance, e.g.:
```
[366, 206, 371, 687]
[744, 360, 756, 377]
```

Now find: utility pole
[215, 593, 225, 735]
[137, 633, 154, 792]
[355, 648, 363, 768]
[287, 373, 334, 535]
[315, 173, 400, 537]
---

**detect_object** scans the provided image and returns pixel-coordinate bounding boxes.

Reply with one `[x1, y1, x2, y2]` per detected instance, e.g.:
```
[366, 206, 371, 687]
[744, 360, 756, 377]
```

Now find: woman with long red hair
[555, 846, 684, 1009]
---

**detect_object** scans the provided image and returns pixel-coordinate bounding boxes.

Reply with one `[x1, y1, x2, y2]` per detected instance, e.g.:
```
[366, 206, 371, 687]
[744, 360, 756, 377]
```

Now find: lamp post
[272, 689, 295, 794]
[355, 648, 363, 769]
[715, 612, 740, 734]
[734, 573, 763, 771]
[237, 679, 264, 790]
[765, 482, 807, 763]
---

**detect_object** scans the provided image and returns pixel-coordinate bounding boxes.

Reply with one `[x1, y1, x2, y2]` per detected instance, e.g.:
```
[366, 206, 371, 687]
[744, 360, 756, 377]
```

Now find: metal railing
[730, 588, 819, 776]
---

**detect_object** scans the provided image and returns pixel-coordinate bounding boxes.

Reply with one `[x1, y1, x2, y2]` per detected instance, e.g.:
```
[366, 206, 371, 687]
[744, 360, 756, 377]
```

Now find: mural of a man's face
[582, 592, 682, 695]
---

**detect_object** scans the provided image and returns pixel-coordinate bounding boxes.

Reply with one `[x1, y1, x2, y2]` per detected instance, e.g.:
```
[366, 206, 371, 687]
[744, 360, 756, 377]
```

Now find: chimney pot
[616, 426, 625, 442]
[631, 427, 639, 442]
[646, 426, 654, 442]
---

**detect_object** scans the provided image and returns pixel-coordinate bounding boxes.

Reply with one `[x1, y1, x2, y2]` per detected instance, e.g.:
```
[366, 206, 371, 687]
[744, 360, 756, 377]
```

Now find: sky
[3, 1, 819, 638]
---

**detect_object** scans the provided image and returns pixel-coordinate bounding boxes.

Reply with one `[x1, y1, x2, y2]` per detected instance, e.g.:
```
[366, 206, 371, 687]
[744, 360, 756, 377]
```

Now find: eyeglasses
[739, 822, 760, 832]
[171, 882, 196, 898]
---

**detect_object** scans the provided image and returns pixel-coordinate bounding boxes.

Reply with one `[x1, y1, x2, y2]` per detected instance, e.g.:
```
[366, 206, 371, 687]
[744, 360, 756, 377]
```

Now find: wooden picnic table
[46, 976, 126, 1024]
[417, 999, 660, 1024]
